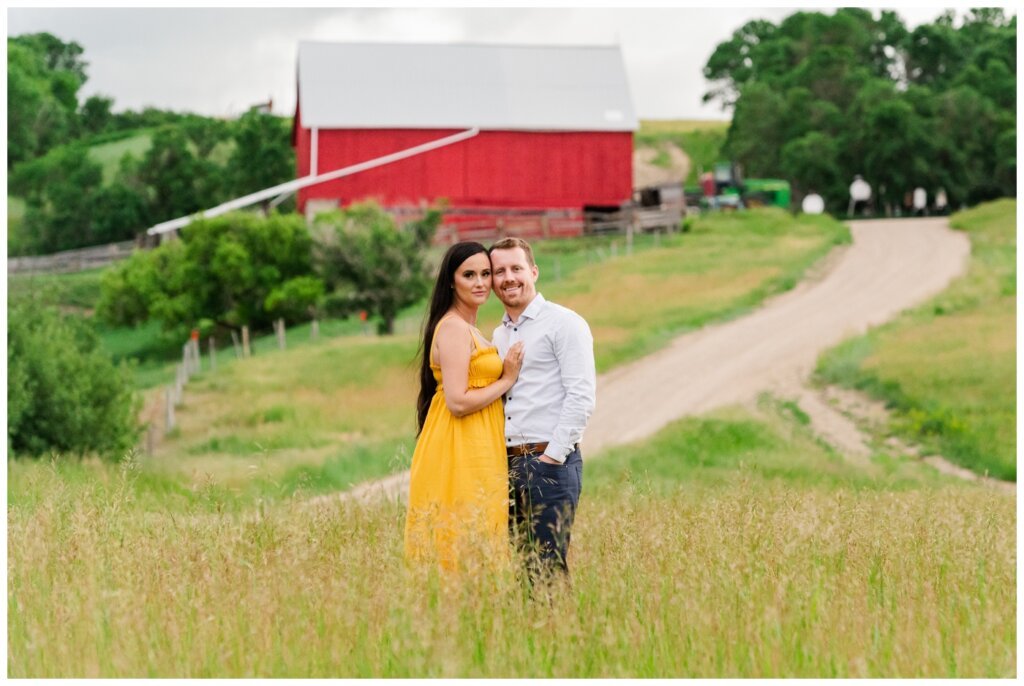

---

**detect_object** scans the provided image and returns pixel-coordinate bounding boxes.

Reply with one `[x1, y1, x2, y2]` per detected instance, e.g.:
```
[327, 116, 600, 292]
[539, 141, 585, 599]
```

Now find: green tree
[9, 144, 104, 253]
[79, 94, 115, 136]
[139, 127, 214, 220]
[8, 300, 139, 458]
[7, 33, 88, 167]
[98, 212, 319, 337]
[312, 202, 441, 335]
[780, 132, 842, 206]
[226, 110, 294, 212]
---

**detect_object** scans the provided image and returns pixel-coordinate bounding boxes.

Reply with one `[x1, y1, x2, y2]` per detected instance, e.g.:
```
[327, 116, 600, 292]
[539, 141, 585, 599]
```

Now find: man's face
[490, 247, 538, 310]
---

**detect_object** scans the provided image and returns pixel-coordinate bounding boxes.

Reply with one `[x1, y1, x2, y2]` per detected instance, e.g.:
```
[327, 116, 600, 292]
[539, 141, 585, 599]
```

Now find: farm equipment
[695, 161, 792, 211]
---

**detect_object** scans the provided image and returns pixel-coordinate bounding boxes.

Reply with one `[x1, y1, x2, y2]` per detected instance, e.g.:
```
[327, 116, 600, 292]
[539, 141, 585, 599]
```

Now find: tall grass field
[8, 404, 1014, 677]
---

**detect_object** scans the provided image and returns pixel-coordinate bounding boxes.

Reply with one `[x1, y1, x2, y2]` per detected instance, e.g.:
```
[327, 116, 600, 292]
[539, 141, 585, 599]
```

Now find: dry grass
[639, 119, 730, 134]
[8, 461, 1013, 677]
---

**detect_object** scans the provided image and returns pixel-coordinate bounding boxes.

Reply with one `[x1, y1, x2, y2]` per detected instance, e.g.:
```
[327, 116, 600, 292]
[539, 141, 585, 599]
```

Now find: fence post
[627, 207, 636, 256]
[165, 387, 176, 434]
[181, 345, 191, 380]
[230, 330, 242, 359]
[242, 325, 251, 358]
[192, 339, 201, 374]
[311, 318, 319, 342]
[175, 364, 184, 405]
[208, 337, 216, 371]
[275, 318, 286, 350]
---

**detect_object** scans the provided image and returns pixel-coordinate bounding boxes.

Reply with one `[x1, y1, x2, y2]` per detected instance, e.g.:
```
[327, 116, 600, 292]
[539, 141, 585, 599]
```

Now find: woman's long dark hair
[416, 241, 489, 434]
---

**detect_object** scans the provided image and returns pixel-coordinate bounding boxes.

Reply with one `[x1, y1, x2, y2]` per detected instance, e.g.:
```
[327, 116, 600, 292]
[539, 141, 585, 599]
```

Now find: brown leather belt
[506, 442, 548, 457]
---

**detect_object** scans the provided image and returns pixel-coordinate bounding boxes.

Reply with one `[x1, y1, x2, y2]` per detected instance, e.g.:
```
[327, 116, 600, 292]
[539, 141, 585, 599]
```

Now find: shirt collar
[502, 292, 546, 327]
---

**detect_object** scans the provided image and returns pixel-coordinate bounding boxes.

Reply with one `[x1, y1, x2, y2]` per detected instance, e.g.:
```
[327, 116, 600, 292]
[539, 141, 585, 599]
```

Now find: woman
[404, 242, 524, 571]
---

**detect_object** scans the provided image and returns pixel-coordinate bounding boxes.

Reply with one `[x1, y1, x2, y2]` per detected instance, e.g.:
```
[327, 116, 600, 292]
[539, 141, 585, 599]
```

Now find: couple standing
[404, 237, 596, 583]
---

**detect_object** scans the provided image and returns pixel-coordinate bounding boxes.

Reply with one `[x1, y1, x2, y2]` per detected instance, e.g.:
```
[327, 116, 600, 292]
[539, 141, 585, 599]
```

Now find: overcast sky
[8, 7, 974, 121]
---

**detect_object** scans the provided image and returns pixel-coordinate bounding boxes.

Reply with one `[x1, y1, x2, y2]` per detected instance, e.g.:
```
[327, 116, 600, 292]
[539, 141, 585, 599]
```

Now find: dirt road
[340, 217, 972, 503]
[583, 217, 969, 452]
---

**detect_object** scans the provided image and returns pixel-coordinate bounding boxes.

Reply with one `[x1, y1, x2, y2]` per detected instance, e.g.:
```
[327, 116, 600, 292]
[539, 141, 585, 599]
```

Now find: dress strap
[468, 327, 486, 351]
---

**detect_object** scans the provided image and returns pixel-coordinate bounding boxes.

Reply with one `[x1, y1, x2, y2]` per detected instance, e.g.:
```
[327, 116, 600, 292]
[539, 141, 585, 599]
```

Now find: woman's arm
[435, 318, 523, 417]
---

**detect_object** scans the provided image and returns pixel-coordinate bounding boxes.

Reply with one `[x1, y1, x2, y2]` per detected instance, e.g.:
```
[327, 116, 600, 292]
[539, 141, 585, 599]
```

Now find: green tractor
[742, 178, 791, 210]
[695, 162, 792, 211]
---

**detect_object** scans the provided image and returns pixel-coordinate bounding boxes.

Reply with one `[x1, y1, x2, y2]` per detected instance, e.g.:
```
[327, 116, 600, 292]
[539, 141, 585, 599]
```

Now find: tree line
[8, 32, 294, 256]
[703, 8, 1016, 214]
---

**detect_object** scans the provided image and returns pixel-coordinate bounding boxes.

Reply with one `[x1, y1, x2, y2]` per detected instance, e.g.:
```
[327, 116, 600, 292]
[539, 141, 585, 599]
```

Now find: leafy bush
[8, 302, 140, 458]
[97, 211, 320, 337]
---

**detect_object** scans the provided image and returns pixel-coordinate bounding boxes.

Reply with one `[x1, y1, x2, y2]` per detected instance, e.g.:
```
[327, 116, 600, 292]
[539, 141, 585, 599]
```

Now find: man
[489, 237, 596, 582]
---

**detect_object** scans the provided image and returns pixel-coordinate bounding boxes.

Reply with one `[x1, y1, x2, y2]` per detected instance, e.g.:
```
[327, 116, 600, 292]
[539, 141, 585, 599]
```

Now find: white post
[182, 344, 190, 381]
[276, 318, 286, 350]
[230, 330, 242, 359]
[311, 127, 319, 176]
[311, 319, 319, 342]
[209, 337, 216, 371]
[175, 364, 184, 405]
[192, 339, 201, 374]
[242, 325, 251, 358]
[165, 387, 175, 433]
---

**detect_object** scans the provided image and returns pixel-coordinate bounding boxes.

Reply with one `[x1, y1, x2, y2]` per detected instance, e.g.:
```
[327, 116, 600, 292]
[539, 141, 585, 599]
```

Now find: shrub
[8, 301, 140, 458]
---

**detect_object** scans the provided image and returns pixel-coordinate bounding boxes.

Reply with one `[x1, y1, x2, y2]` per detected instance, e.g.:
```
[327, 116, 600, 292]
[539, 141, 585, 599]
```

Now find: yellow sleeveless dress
[404, 317, 509, 571]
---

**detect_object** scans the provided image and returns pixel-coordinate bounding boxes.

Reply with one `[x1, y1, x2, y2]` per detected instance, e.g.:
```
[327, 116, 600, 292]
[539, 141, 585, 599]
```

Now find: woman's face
[452, 252, 492, 307]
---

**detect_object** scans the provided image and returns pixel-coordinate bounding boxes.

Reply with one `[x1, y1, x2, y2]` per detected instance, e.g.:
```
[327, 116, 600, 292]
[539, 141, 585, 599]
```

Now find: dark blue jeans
[508, 446, 583, 580]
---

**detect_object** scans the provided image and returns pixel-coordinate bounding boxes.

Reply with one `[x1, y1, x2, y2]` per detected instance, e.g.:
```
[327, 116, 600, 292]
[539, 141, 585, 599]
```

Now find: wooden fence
[7, 240, 138, 275]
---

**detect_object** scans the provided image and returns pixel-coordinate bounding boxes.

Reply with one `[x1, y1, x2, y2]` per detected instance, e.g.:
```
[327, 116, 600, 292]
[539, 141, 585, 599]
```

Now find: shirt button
[507, 416, 511, 420]
[513, 328, 517, 331]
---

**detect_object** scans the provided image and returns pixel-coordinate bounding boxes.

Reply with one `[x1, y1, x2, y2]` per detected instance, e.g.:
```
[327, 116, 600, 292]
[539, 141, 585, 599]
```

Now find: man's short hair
[489, 237, 536, 266]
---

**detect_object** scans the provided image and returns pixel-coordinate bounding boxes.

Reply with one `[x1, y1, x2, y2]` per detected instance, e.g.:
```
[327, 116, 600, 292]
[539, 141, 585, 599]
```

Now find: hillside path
[336, 217, 971, 504]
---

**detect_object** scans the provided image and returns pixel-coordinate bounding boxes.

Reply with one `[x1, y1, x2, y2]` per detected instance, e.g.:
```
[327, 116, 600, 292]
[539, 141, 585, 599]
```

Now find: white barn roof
[296, 41, 637, 132]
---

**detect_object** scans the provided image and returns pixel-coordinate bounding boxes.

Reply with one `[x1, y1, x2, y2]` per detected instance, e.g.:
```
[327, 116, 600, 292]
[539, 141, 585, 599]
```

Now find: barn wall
[294, 128, 633, 213]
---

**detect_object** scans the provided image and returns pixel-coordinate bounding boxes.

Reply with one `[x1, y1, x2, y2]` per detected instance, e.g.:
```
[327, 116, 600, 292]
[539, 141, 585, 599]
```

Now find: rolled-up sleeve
[546, 314, 597, 462]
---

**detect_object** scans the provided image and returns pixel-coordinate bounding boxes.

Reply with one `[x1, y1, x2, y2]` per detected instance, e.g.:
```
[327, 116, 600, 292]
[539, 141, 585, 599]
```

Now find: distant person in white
[848, 175, 872, 216]
[913, 187, 928, 216]
[489, 237, 596, 583]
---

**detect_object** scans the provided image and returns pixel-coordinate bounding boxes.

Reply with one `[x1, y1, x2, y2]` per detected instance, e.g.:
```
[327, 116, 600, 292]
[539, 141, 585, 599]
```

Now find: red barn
[291, 41, 637, 240]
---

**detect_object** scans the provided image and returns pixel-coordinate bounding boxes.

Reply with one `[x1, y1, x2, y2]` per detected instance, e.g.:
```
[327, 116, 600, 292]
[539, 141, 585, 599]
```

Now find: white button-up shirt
[493, 293, 597, 463]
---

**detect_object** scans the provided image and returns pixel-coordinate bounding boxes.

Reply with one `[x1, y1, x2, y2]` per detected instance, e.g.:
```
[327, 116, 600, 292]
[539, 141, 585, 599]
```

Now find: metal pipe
[146, 127, 480, 236]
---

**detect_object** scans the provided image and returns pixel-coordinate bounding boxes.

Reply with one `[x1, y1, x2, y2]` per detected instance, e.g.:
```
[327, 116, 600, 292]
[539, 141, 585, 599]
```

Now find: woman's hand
[501, 341, 525, 381]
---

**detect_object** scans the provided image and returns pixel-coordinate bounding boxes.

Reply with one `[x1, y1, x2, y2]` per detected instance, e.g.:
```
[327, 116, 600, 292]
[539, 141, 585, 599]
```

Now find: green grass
[88, 131, 154, 183]
[636, 119, 730, 185]
[8, 402, 1013, 677]
[7, 268, 107, 310]
[816, 199, 1016, 480]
